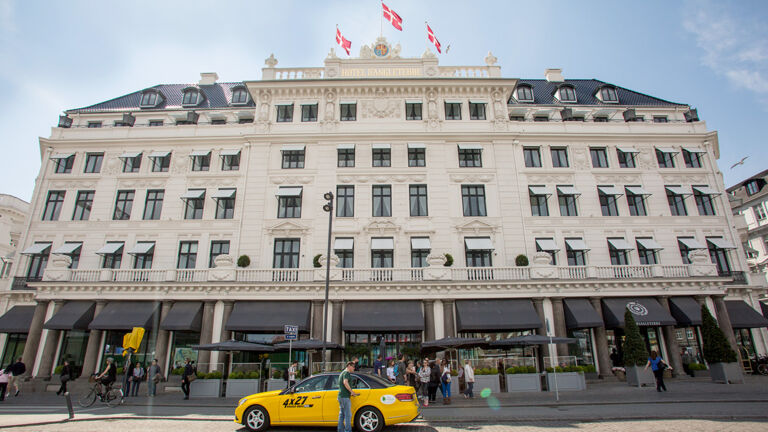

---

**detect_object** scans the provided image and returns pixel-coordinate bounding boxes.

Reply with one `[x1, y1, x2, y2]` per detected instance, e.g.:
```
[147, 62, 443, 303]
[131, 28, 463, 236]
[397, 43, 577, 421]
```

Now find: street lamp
[321, 191, 334, 371]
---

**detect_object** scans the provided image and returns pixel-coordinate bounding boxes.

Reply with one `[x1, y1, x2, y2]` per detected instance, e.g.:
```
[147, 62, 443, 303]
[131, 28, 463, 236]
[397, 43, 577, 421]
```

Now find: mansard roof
[509, 79, 684, 107]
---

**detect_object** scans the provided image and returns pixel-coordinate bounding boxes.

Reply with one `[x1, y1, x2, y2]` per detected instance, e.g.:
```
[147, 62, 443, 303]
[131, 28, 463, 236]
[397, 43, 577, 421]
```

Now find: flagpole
[380, 1, 383, 37]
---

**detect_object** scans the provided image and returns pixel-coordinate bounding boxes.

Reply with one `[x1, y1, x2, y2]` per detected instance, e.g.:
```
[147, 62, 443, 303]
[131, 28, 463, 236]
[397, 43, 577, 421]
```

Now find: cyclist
[95, 357, 117, 398]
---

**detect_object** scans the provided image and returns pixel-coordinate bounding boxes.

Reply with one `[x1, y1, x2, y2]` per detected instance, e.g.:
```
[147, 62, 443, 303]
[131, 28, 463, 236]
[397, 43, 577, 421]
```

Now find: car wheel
[243, 405, 270, 432]
[355, 406, 383, 432]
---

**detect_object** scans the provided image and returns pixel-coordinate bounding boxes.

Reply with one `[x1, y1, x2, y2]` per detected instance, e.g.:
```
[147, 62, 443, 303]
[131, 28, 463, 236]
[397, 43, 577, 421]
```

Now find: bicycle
[78, 375, 124, 407]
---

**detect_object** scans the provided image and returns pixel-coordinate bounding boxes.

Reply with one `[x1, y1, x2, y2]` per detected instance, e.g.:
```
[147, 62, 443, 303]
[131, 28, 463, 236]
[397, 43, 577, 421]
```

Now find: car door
[323, 373, 371, 423]
[276, 375, 328, 423]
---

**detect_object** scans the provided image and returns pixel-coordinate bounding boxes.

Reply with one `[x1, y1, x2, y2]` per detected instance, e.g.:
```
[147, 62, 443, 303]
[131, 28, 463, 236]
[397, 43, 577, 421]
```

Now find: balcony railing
[723, 271, 748, 285]
[11, 276, 41, 290]
[236, 269, 315, 283]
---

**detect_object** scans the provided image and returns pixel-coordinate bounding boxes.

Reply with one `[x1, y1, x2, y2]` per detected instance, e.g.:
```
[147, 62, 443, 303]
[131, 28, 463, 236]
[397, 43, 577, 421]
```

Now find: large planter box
[267, 379, 288, 391]
[191, 379, 221, 398]
[473, 375, 501, 394]
[585, 372, 599, 381]
[692, 369, 711, 378]
[505, 373, 541, 392]
[225, 379, 261, 398]
[546, 372, 586, 391]
[625, 366, 656, 387]
[710, 362, 743, 384]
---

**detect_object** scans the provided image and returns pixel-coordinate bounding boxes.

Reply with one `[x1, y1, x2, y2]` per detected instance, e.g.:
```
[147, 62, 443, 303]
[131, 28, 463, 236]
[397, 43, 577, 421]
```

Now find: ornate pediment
[593, 174, 642, 184]
[363, 219, 400, 235]
[661, 174, 708, 184]
[267, 221, 310, 236]
[454, 219, 499, 234]
[270, 175, 315, 184]
[525, 174, 575, 184]
[448, 172, 495, 183]
[338, 173, 426, 184]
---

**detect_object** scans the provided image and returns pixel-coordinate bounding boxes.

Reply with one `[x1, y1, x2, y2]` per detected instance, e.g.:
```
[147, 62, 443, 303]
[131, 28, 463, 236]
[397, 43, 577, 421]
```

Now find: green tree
[700, 305, 737, 363]
[622, 309, 648, 367]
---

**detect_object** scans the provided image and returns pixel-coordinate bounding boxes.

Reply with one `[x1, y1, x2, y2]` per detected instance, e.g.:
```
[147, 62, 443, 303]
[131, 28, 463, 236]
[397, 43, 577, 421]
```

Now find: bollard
[64, 392, 74, 420]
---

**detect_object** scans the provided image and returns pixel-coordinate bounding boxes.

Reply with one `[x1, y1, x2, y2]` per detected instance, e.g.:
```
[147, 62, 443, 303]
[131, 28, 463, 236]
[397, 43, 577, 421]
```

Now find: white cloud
[683, 1, 768, 95]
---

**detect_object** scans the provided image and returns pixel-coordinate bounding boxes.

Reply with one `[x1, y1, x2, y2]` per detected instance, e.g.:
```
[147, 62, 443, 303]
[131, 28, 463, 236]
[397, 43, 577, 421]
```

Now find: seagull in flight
[730, 156, 749, 169]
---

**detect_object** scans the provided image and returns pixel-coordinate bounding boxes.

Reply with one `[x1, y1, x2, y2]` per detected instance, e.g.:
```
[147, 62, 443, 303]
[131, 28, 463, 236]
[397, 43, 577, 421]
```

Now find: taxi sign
[284, 325, 298, 340]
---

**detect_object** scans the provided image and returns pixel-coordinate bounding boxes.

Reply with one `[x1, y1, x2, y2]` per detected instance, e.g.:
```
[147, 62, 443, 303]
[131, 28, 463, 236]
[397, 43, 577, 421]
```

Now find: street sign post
[284, 325, 298, 371]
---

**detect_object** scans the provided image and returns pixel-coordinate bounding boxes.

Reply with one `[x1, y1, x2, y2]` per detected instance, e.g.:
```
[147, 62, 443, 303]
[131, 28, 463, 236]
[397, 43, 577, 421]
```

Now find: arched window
[139, 90, 163, 108]
[557, 85, 577, 103]
[515, 85, 534, 102]
[599, 87, 618, 103]
[182, 88, 201, 106]
[231, 87, 249, 105]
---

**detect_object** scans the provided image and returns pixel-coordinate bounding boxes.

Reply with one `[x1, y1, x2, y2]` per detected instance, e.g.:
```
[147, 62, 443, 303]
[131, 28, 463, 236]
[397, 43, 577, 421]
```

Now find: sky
[1, 0, 767, 202]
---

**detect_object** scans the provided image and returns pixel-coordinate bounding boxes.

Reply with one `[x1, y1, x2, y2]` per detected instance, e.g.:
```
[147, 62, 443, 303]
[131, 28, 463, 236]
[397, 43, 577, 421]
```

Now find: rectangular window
[337, 148, 355, 167]
[372, 185, 392, 217]
[617, 149, 636, 168]
[529, 189, 549, 216]
[667, 187, 688, 216]
[371, 247, 394, 269]
[558, 188, 578, 216]
[72, 190, 94, 221]
[191, 152, 210, 171]
[523, 147, 542, 168]
[122, 154, 142, 173]
[177, 241, 198, 269]
[534, 116, 549, 122]
[273, 238, 300, 268]
[469, 102, 486, 120]
[209, 240, 230, 268]
[149, 120, 164, 127]
[277, 190, 302, 218]
[509, 115, 525, 121]
[340, 103, 356, 121]
[151, 154, 171, 172]
[282, 150, 305, 168]
[461, 185, 487, 216]
[335, 241, 354, 269]
[211, 119, 226, 125]
[656, 149, 676, 168]
[637, 239, 659, 265]
[598, 189, 619, 216]
[142, 189, 164, 220]
[276, 104, 294, 122]
[653, 116, 668, 123]
[458, 147, 482, 167]
[566, 240, 587, 266]
[626, 188, 648, 216]
[608, 240, 630, 265]
[87, 121, 102, 128]
[754, 204, 767, 221]
[593, 116, 608, 122]
[408, 147, 426, 167]
[336, 185, 354, 217]
[405, 102, 422, 120]
[678, 238, 695, 265]
[683, 149, 703, 168]
[221, 152, 240, 171]
[746, 181, 761, 195]
[184, 190, 205, 220]
[84, 153, 104, 173]
[551, 147, 569, 168]
[372, 148, 391, 167]
[411, 238, 430, 268]
[444, 102, 462, 120]
[42, 191, 65, 221]
[707, 238, 732, 275]
[101, 243, 123, 269]
[26, 244, 51, 279]
[238, 117, 254, 124]
[535, 238, 557, 265]
[694, 187, 717, 216]
[215, 189, 236, 219]
[301, 104, 318, 122]
[54, 155, 74, 174]
[465, 240, 492, 267]
[590, 148, 609, 168]
[113, 190, 135, 220]
[133, 243, 154, 269]
[409, 185, 428, 216]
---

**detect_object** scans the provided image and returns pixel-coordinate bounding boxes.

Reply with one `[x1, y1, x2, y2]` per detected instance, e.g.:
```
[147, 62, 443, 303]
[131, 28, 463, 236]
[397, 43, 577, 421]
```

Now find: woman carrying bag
[56, 361, 72, 396]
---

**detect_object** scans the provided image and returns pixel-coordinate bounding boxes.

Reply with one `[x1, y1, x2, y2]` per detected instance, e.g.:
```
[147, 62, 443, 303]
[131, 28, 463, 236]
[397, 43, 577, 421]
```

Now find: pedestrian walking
[644, 350, 671, 392]
[147, 359, 161, 397]
[373, 355, 383, 377]
[418, 360, 431, 407]
[440, 359, 452, 404]
[123, 360, 134, 397]
[428, 361, 440, 402]
[681, 348, 693, 377]
[406, 361, 417, 389]
[0, 368, 9, 401]
[288, 361, 298, 388]
[610, 348, 621, 368]
[337, 361, 359, 432]
[395, 354, 406, 385]
[181, 358, 195, 400]
[5, 357, 25, 397]
[131, 362, 145, 396]
[56, 360, 72, 395]
[386, 359, 396, 383]
[463, 360, 475, 399]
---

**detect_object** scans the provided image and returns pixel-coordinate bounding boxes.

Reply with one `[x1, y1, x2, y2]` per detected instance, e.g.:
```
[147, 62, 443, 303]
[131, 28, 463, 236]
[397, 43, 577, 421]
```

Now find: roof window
[182, 88, 203, 107]
[139, 90, 164, 108]
[597, 86, 618, 103]
[515, 85, 534, 102]
[231, 86, 249, 105]
[556, 85, 577, 103]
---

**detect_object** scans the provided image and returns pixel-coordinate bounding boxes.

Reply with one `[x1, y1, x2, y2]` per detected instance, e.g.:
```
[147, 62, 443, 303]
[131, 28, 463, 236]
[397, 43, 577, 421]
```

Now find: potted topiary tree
[701, 305, 743, 384]
[313, 254, 323, 268]
[237, 255, 250, 268]
[622, 309, 655, 387]
[515, 254, 529, 267]
[444, 253, 454, 267]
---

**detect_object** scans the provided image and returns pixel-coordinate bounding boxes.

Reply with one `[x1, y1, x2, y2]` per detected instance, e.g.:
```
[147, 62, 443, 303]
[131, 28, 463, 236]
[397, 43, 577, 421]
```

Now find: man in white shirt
[288, 361, 298, 388]
[463, 360, 475, 399]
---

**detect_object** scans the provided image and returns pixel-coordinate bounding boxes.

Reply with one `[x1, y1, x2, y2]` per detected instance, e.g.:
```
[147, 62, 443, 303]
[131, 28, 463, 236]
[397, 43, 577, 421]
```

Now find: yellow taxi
[235, 372, 419, 432]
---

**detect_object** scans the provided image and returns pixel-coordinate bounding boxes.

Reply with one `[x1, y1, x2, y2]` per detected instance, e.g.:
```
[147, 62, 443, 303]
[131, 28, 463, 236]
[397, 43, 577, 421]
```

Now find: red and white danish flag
[336, 27, 352, 56]
[382, 2, 403, 31]
[426, 23, 441, 53]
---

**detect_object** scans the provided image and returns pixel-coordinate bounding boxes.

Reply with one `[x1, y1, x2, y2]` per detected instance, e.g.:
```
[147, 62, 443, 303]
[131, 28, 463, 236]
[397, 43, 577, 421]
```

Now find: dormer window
[139, 90, 164, 108]
[598, 87, 618, 103]
[231, 87, 249, 105]
[557, 85, 577, 103]
[515, 85, 534, 102]
[182, 88, 202, 106]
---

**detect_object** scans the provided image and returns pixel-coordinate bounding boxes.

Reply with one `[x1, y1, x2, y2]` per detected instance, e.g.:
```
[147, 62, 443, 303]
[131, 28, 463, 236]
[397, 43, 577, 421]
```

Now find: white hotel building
[2, 39, 767, 385]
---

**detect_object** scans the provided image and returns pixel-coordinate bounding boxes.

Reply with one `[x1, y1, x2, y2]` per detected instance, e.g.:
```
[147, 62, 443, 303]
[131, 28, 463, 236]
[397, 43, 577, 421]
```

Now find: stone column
[311, 300, 324, 340]
[196, 301, 215, 373]
[423, 300, 435, 342]
[589, 298, 614, 378]
[21, 301, 48, 375]
[330, 301, 343, 363]
[35, 301, 63, 378]
[658, 296, 684, 377]
[551, 297, 569, 357]
[532, 298, 546, 371]
[81, 301, 106, 378]
[153, 301, 174, 374]
[712, 295, 740, 356]
[442, 300, 455, 338]
[219, 301, 234, 343]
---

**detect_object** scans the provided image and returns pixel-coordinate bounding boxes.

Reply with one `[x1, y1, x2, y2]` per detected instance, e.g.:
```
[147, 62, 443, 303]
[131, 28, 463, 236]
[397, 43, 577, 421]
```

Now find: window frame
[656, 149, 676, 168]
[626, 188, 648, 216]
[372, 185, 392, 217]
[551, 147, 569, 168]
[276, 104, 294, 123]
[683, 149, 703, 168]
[277, 192, 302, 218]
[340, 103, 357, 121]
[667, 189, 688, 216]
[72, 190, 94, 221]
[566, 240, 587, 266]
[84, 153, 104, 173]
[54, 155, 75, 174]
[209, 240, 230, 268]
[142, 189, 164, 220]
[337, 148, 355, 167]
[191, 153, 211, 172]
[558, 189, 578, 217]
[231, 87, 249, 105]
[458, 148, 482, 168]
[693, 188, 717, 216]
[636, 239, 658, 265]
[523, 147, 542, 168]
[122, 154, 142, 173]
[372, 148, 391, 167]
[409, 184, 428, 217]
[407, 147, 426, 167]
[151, 154, 171, 172]
[405, 102, 423, 120]
[215, 190, 236, 220]
[221, 153, 240, 171]
[444, 102, 462, 120]
[461, 185, 487, 217]
[598, 189, 619, 216]
[282, 150, 305, 169]
[589, 148, 609, 168]
[469, 102, 487, 120]
[336, 185, 354, 218]
[184, 190, 206, 220]
[42, 190, 65, 221]
[617, 149, 636, 168]
[301, 104, 318, 122]
[558, 86, 577, 103]
[599, 87, 618, 103]
[516, 85, 534, 102]
[529, 190, 549, 216]
[608, 240, 630, 265]
[177, 241, 198, 269]
[273, 238, 300, 269]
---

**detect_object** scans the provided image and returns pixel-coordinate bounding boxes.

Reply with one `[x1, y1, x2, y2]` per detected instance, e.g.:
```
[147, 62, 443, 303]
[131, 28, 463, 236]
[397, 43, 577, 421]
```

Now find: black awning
[88, 301, 159, 330]
[43, 301, 95, 330]
[225, 301, 310, 332]
[160, 302, 202, 332]
[455, 299, 542, 332]
[669, 297, 702, 327]
[342, 301, 424, 332]
[725, 300, 768, 329]
[0, 306, 36, 334]
[761, 302, 768, 318]
[601, 298, 676, 328]
[563, 299, 603, 329]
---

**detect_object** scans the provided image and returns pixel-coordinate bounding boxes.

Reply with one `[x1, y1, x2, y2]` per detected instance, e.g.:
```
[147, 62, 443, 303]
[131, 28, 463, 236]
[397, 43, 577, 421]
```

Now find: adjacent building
[2, 39, 767, 385]
[0, 193, 30, 366]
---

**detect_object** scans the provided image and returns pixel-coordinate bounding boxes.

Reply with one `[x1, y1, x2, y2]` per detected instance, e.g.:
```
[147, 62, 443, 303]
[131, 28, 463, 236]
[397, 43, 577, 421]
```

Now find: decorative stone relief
[364, 220, 400, 235]
[594, 174, 642, 184]
[661, 174, 707, 183]
[525, 174, 574, 184]
[270, 176, 315, 184]
[454, 219, 499, 234]
[360, 92, 401, 119]
[209, 254, 235, 282]
[449, 173, 495, 183]
[491, 89, 507, 131]
[103, 157, 121, 176]
[426, 88, 440, 130]
[171, 152, 189, 174]
[485, 52, 498, 66]
[637, 148, 656, 170]
[572, 148, 590, 170]
[337, 174, 425, 183]
[321, 90, 339, 131]
[189, 177, 237, 187]
[688, 249, 718, 277]
[267, 221, 310, 236]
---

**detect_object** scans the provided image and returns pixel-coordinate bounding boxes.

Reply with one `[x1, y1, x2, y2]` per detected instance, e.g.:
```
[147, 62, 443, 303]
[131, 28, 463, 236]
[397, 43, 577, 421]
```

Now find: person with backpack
[428, 360, 440, 403]
[440, 359, 452, 404]
[395, 354, 406, 385]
